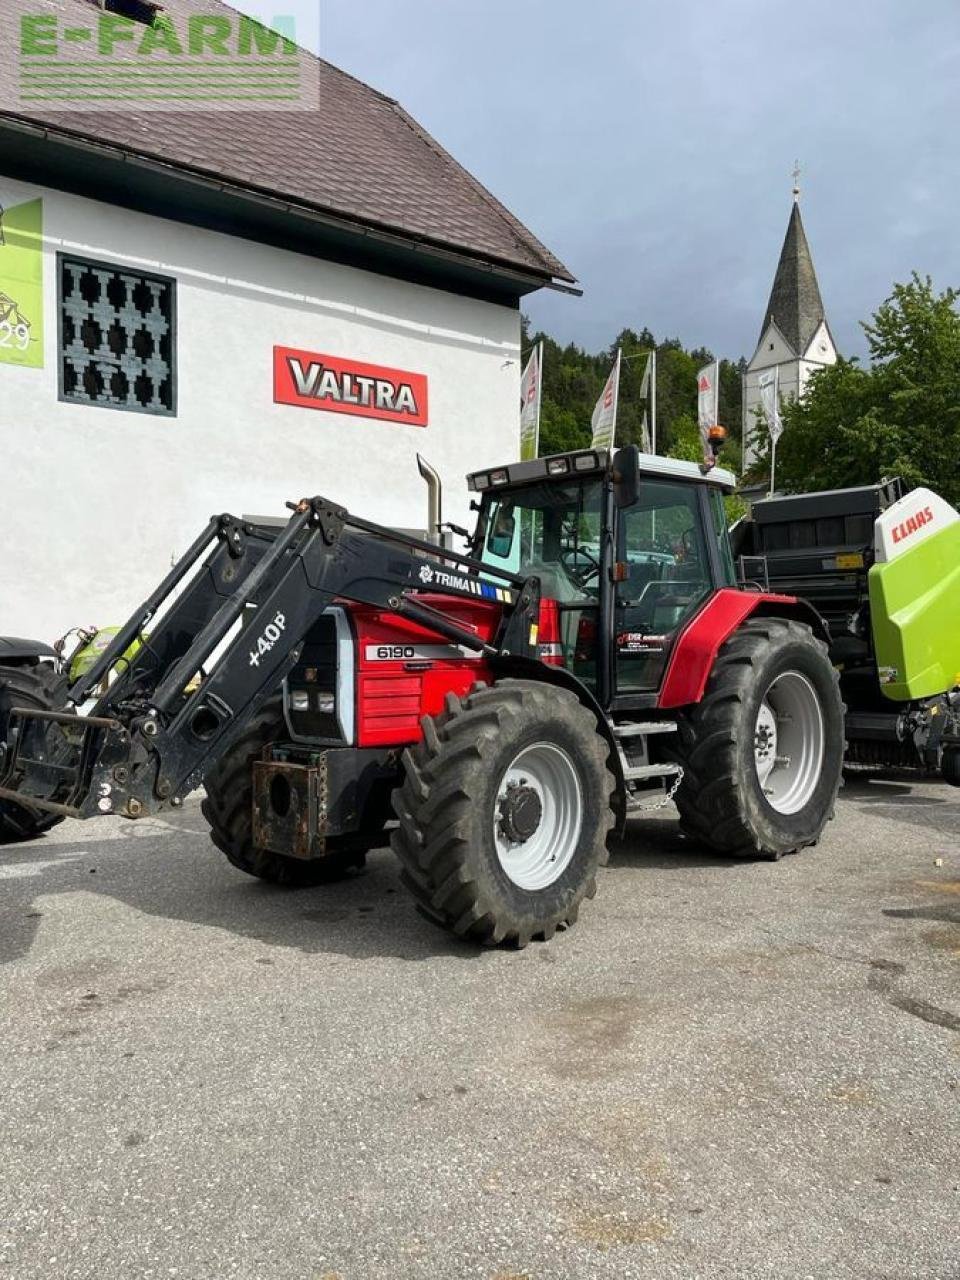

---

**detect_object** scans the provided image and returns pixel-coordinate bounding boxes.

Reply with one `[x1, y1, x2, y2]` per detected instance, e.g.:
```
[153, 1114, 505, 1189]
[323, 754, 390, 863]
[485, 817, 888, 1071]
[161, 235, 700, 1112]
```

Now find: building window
[59, 255, 176, 416]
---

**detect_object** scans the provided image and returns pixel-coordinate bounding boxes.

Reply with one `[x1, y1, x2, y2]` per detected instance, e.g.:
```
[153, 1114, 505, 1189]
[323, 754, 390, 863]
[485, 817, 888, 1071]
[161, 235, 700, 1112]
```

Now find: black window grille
[59, 255, 176, 416]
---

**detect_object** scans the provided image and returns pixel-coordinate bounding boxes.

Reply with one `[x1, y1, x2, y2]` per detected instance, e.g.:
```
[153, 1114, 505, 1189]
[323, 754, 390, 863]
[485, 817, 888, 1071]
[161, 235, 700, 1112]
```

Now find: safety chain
[633, 765, 685, 814]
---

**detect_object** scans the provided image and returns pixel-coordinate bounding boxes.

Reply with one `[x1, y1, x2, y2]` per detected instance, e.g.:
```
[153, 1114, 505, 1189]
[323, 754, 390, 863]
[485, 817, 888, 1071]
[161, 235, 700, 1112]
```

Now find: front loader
[0, 447, 844, 945]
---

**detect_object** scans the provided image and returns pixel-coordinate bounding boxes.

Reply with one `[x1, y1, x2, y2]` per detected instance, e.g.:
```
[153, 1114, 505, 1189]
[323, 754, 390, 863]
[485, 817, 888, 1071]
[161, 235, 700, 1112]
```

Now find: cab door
[613, 480, 719, 698]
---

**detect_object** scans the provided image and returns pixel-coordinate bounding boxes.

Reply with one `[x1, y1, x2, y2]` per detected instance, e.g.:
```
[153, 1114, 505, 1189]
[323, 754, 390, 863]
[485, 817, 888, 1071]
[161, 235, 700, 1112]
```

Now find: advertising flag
[757, 368, 783, 442]
[701, 358, 721, 448]
[639, 352, 652, 401]
[590, 350, 621, 451]
[519, 343, 542, 461]
[639, 349, 656, 452]
[640, 409, 652, 454]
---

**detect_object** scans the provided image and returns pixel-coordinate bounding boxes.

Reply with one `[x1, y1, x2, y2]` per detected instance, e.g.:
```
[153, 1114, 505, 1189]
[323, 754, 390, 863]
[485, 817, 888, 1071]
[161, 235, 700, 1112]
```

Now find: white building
[0, 0, 574, 642]
[742, 196, 837, 471]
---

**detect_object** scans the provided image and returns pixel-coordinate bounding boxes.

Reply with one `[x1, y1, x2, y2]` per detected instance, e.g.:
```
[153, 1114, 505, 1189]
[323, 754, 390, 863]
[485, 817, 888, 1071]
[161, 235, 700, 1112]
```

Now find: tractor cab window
[481, 479, 604, 687]
[709, 487, 738, 586]
[615, 480, 713, 693]
[480, 480, 603, 604]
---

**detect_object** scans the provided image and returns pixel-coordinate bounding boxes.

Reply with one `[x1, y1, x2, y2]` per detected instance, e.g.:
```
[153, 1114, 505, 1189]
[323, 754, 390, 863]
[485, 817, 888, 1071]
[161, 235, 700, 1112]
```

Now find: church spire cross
[792, 160, 801, 202]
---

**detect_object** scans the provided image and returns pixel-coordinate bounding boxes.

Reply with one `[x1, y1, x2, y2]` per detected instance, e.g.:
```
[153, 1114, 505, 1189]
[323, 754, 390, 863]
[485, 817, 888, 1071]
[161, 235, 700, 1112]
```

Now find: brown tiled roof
[2, 0, 574, 285]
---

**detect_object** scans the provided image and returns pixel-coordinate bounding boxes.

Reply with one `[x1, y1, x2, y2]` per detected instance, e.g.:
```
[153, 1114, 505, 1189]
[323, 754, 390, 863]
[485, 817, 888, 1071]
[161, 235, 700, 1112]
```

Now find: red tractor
[0, 447, 843, 945]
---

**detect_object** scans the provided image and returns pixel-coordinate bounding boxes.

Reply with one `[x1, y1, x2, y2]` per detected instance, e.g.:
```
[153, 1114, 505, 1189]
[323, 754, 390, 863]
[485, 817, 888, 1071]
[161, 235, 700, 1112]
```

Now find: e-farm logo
[10, 1, 321, 112]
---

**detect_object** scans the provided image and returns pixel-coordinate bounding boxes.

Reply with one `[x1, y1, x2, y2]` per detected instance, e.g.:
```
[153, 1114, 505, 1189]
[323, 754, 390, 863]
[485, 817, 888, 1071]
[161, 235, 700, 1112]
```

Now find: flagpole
[611, 348, 622, 449]
[650, 349, 657, 454]
[535, 341, 544, 458]
[769, 364, 780, 498]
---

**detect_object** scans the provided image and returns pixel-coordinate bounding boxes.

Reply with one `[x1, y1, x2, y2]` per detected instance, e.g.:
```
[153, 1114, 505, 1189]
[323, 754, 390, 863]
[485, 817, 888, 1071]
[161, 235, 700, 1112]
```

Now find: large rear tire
[201, 699, 368, 886]
[0, 663, 70, 844]
[668, 618, 843, 859]
[391, 680, 615, 947]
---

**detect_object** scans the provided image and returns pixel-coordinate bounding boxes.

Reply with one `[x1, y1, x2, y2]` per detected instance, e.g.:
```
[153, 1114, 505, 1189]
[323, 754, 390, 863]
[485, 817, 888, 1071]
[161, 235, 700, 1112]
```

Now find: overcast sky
[316, 0, 959, 363]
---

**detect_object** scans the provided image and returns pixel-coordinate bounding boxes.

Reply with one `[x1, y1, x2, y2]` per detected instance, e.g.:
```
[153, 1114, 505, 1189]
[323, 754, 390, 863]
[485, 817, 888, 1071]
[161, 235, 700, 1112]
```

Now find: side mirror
[612, 445, 639, 509]
[486, 508, 516, 559]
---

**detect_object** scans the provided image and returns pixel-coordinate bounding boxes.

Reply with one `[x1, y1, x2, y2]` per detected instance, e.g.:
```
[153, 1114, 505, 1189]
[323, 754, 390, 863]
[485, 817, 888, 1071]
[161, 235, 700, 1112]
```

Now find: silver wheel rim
[493, 742, 583, 891]
[754, 670, 825, 815]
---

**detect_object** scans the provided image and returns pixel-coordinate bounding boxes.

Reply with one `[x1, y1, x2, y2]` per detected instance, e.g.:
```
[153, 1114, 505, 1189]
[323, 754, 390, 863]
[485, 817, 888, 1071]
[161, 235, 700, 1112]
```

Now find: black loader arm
[0, 497, 538, 822]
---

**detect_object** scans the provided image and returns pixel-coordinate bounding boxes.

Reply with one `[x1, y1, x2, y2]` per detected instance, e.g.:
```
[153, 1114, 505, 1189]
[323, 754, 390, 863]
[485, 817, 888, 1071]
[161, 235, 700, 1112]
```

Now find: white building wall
[803, 320, 837, 367]
[741, 321, 837, 471]
[746, 322, 796, 373]
[0, 176, 522, 642]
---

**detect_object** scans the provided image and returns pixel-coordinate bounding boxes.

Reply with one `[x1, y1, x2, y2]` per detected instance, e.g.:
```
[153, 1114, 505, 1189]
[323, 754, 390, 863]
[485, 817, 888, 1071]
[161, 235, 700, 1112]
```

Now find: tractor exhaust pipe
[417, 454, 442, 545]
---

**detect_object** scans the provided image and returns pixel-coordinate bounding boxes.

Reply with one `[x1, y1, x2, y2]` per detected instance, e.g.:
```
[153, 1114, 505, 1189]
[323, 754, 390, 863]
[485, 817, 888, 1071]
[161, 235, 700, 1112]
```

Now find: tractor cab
[467, 447, 738, 707]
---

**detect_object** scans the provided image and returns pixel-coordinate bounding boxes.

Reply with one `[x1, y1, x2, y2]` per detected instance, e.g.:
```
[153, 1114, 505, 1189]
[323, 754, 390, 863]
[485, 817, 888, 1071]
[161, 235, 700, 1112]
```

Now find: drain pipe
[417, 454, 442, 545]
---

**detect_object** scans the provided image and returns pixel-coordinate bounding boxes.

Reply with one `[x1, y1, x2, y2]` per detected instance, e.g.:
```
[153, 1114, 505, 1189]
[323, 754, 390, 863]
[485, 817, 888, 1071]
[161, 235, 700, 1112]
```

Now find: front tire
[201, 699, 368, 886]
[391, 680, 615, 947]
[669, 618, 843, 859]
[0, 663, 69, 844]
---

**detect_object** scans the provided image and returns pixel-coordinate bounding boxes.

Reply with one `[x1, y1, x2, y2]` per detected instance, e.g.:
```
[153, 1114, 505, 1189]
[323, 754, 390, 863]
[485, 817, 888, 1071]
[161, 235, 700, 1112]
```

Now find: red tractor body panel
[352, 594, 498, 748]
[657, 589, 802, 709]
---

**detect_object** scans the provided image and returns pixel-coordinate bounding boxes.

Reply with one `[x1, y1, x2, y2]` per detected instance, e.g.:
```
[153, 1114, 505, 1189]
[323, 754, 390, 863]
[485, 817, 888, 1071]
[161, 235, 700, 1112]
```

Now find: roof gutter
[0, 115, 583, 297]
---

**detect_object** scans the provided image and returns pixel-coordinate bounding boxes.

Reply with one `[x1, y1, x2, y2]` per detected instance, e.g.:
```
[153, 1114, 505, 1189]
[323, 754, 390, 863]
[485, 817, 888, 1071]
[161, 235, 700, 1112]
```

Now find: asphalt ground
[1, 773, 958, 1280]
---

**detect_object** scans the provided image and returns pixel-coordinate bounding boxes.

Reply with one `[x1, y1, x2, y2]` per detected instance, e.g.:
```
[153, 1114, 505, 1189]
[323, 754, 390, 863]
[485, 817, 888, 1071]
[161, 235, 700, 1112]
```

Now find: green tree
[772, 275, 960, 504]
[521, 320, 743, 463]
[666, 412, 703, 463]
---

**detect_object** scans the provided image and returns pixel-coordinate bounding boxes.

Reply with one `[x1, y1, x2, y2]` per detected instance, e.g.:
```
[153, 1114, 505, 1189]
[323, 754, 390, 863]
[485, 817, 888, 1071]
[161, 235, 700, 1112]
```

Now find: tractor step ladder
[610, 719, 681, 784]
[612, 721, 678, 739]
[620, 760, 681, 782]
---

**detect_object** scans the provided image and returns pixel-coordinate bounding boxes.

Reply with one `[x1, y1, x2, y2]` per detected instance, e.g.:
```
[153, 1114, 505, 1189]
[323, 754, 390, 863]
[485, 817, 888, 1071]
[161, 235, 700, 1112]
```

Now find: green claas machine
[734, 479, 960, 782]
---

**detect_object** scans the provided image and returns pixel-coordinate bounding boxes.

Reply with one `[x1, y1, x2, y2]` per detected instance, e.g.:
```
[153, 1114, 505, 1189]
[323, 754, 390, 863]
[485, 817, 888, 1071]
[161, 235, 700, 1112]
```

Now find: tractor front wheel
[0, 663, 70, 844]
[669, 618, 843, 859]
[391, 680, 615, 947]
[201, 699, 369, 886]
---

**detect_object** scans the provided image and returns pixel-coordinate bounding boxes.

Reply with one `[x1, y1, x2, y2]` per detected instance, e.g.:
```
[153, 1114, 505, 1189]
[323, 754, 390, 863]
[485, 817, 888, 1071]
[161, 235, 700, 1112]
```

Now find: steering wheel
[561, 545, 600, 589]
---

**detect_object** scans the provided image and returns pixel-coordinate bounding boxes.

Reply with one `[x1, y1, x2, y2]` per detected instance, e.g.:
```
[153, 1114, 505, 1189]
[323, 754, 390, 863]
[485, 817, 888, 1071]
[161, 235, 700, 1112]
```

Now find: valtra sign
[273, 346, 429, 427]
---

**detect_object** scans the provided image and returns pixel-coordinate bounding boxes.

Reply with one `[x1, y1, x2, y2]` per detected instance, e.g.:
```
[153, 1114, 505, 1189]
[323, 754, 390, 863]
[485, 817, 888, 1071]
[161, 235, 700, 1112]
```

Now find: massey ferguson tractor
[0, 447, 845, 946]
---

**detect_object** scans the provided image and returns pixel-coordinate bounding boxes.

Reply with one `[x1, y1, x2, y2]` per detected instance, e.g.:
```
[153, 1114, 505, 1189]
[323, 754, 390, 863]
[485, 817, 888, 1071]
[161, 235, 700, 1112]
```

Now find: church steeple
[760, 198, 827, 358]
[741, 180, 838, 474]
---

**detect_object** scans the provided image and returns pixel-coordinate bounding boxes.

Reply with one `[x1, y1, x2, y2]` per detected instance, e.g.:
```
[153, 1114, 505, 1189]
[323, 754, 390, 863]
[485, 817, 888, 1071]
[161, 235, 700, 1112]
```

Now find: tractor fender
[0, 636, 58, 666]
[487, 654, 628, 829]
[658, 589, 830, 710]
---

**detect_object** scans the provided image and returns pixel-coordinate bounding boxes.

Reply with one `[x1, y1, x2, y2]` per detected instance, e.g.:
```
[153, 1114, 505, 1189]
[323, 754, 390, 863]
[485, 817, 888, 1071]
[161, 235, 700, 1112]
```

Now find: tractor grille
[284, 611, 349, 743]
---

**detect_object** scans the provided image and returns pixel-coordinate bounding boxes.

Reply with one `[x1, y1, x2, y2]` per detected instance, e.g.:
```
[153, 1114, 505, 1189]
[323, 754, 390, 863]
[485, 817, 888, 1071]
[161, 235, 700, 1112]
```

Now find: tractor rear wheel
[669, 618, 843, 859]
[0, 663, 70, 844]
[391, 680, 615, 947]
[201, 698, 368, 886]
